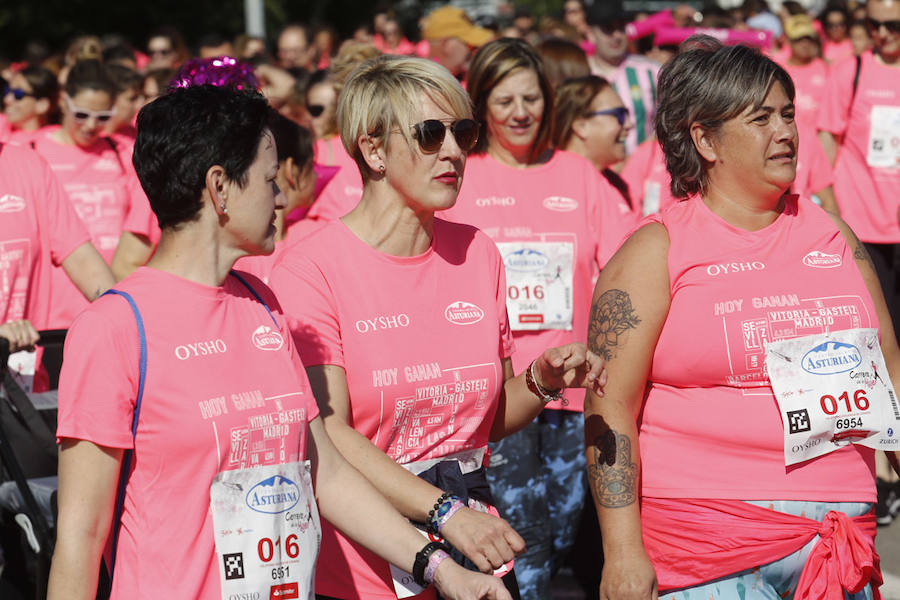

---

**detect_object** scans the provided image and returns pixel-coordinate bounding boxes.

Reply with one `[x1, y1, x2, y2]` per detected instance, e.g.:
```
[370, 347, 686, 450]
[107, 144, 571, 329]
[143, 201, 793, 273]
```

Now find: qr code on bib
[787, 409, 811, 434]
[223, 552, 244, 580]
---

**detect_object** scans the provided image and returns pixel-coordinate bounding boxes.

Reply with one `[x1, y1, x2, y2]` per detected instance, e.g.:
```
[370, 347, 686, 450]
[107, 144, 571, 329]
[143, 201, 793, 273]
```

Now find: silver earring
[379, 164, 385, 173]
[220, 203, 227, 214]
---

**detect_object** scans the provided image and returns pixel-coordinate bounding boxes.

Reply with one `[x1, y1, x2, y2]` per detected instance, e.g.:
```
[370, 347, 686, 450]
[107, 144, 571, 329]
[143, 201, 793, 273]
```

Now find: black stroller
[0, 330, 66, 600]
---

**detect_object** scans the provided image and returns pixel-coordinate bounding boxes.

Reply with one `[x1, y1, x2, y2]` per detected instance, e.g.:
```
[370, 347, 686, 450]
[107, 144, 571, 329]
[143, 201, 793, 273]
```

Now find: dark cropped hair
[552, 75, 610, 149]
[655, 36, 795, 198]
[105, 64, 143, 94]
[268, 111, 314, 170]
[21, 66, 59, 100]
[466, 38, 555, 163]
[65, 60, 116, 98]
[132, 85, 271, 229]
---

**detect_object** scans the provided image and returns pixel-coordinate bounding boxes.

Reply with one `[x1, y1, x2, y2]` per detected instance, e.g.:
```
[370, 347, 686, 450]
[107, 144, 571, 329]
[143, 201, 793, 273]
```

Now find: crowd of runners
[1, 0, 900, 599]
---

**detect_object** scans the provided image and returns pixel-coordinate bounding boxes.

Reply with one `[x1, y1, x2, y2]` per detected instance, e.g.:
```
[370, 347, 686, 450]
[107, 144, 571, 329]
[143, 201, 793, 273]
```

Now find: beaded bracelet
[412, 541, 450, 587]
[424, 548, 452, 585]
[434, 498, 465, 532]
[427, 491, 456, 533]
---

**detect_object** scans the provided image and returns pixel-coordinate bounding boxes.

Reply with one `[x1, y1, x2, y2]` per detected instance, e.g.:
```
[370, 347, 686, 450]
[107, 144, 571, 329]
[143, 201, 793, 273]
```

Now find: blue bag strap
[229, 270, 278, 327]
[102, 289, 147, 582]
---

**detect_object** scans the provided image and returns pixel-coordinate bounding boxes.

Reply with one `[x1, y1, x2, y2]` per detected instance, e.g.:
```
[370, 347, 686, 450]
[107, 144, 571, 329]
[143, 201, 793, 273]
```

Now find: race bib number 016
[765, 328, 900, 465]
[497, 241, 574, 331]
[210, 461, 320, 600]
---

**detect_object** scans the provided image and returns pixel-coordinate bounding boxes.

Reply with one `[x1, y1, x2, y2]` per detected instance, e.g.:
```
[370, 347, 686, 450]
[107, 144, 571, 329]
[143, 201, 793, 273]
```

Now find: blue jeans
[486, 410, 586, 600]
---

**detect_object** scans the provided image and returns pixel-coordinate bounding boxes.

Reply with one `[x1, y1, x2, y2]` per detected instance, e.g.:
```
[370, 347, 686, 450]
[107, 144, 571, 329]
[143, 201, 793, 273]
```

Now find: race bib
[210, 461, 320, 600]
[497, 241, 574, 331]
[642, 182, 661, 217]
[765, 328, 900, 465]
[867, 105, 900, 169]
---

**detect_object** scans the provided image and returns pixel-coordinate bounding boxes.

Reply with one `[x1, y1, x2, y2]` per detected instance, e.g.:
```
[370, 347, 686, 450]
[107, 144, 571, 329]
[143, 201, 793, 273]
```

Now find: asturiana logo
[542, 196, 578, 212]
[0, 195, 26, 213]
[246, 475, 301, 514]
[802, 341, 862, 375]
[444, 301, 485, 325]
[252, 325, 284, 351]
[802, 250, 842, 269]
[504, 248, 550, 272]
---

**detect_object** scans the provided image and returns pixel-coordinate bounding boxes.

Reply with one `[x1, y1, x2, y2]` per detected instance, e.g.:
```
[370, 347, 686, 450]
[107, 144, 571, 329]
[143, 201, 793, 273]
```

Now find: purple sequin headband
[169, 56, 259, 91]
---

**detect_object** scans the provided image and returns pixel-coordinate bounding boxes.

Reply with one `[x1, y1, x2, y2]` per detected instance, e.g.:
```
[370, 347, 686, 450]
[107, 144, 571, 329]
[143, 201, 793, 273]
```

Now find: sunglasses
[586, 106, 629, 125]
[64, 95, 116, 123]
[866, 17, 900, 34]
[3, 86, 33, 101]
[307, 104, 325, 117]
[597, 20, 627, 35]
[411, 118, 479, 153]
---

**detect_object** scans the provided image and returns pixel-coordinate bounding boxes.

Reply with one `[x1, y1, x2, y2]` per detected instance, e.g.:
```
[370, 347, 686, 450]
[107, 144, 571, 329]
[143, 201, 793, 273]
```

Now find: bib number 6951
[820, 389, 869, 415]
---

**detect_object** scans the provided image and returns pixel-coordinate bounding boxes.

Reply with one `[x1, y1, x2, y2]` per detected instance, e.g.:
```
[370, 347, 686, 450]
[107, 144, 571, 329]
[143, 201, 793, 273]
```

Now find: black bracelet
[412, 541, 450, 587]
[426, 491, 453, 533]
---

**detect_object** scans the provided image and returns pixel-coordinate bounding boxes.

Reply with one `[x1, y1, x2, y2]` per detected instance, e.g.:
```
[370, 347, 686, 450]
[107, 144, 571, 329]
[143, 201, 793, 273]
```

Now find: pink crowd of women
[1, 0, 899, 599]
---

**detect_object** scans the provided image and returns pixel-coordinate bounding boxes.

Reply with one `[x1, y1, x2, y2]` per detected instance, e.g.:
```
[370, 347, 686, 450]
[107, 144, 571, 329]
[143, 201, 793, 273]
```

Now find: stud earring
[379, 164, 386, 173]
[220, 203, 228, 214]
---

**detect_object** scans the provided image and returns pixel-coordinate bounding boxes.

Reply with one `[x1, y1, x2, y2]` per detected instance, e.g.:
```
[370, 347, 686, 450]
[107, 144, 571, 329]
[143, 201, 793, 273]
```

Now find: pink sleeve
[806, 134, 835, 194]
[269, 255, 345, 368]
[122, 184, 161, 246]
[56, 301, 140, 448]
[39, 154, 90, 266]
[621, 142, 651, 206]
[817, 56, 856, 136]
[592, 173, 636, 269]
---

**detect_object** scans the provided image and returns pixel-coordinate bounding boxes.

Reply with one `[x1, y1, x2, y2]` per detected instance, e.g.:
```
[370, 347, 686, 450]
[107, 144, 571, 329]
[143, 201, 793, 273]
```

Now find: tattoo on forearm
[588, 289, 641, 361]
[588, 428, 637, 508]
[854, 241, 875, 271]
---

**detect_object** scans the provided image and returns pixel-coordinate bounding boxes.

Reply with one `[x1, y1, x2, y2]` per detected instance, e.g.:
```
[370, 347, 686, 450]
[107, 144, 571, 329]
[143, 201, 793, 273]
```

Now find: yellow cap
[784, 15, 818, 40]
[422, 6, 494, 47]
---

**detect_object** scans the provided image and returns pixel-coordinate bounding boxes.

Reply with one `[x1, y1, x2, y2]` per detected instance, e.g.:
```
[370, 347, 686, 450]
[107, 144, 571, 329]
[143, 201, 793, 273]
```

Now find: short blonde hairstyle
[338, 55, 473, 181]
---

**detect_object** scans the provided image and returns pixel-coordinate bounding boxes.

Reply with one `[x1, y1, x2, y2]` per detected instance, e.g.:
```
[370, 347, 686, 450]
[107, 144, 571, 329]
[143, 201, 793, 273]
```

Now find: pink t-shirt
[270, 218, 514, 600]
[0, 143, 89, 327]
[31, 127, 149, 327]
[794, 123, 834, 198]
[779, 58, 829, 130]
[641, 196, 876, 502]
[817, 51, 900, 243]
[305, 137, 363, 222]
[590, 54, 661, 155]
[621, 139, 679, 217]
[442, 151, 635, 412]
[823, 39, 855, 64]
[57, 267, 319, 600]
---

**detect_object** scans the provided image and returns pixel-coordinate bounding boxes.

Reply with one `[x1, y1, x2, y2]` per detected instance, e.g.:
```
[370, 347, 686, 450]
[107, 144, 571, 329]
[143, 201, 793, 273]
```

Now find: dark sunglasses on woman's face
[307, 104, 326, 117]
[3, 86, 33, 101]
[586, 106, 629, 125]
[412, 119, 479, 153]
[866, 17, 900, 34]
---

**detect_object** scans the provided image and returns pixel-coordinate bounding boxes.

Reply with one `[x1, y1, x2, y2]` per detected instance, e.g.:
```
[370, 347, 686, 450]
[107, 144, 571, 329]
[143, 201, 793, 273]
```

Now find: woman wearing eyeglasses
[440, 39, 632, 600]
[29, 60, 147, 328]
[1, 66, 59, 144]
[270, 54, 606, 600]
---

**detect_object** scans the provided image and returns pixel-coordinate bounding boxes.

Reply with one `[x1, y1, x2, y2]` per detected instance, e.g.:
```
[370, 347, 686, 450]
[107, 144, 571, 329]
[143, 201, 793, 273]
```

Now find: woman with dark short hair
[585, 36, 897, 600]
[48, 84, 517, 600]
[1, 66, 59, 143]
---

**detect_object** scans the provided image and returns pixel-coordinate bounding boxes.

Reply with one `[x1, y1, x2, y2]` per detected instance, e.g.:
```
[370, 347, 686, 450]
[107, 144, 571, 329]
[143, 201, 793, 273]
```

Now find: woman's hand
[433, 558, 513, 600]
[534, 342, 607, 395]
[599, 545, 658, 600]
[439, 507, 525, 573]
[0, 319, 40, 353]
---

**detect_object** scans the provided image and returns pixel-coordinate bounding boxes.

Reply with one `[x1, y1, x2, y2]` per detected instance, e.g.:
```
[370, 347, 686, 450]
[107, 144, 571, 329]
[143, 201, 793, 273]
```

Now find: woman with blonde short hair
[271, 54, 606, 600]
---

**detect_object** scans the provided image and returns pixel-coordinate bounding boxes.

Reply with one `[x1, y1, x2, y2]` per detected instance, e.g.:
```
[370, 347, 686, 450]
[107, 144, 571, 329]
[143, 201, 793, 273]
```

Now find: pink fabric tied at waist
[641, 498, 882, 599]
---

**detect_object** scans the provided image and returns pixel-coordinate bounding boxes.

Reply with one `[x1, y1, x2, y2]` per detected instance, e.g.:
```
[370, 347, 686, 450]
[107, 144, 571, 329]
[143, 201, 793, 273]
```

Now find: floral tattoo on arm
[588, 289, 641, 361]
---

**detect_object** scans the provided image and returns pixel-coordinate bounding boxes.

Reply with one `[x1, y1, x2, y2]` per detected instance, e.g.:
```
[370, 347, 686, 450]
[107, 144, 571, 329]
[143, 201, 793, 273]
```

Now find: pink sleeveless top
[641, 195, 876, 502]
